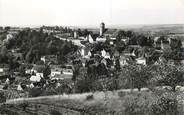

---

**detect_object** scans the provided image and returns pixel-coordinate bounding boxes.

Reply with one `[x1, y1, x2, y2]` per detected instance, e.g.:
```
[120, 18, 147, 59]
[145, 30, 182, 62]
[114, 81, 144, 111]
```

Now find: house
[181, 60, 184, 65]
[119, 56, 129, 66]
[36, 73, 44, 78]
[17, 84, 23, 91]
[122, 36, 129, 41]
[31, 65, 45, 76]
[114, 50, 120, 58]
[119, 55, 135, 66]
[87, 51, 92, 57]
[108, 38, 116, 45]
[122, 48, 136, 57]
[101, 49, 106, 57]
[30, 75, 42, 82]
[51, 68, 62, 77]
[6, 34, 13, 40]
[40, 55, 57, 64]
[40, 56, 46, 63]
[136, 57, 147, 65]
[102, 29, 116, 38]
[80, 47, 92, 58]
[87, 52, 92, 59]
[101, 58, 107, 66]
[96, 37, 106, 43]
[50, 65, 73, 80]
[61, 65, 73, 75]
[104, 52, 111, 59]
[161, 40, 170, 50]
[154, 36, 161, 48]
[0, 64, 9, 76]
[154, 36, 170, 50]
[85, 34, 94, 44]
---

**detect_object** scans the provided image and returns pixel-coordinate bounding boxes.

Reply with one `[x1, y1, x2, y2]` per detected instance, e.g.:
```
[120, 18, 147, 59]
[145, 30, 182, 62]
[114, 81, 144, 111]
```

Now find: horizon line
[0, 23, 184, 28]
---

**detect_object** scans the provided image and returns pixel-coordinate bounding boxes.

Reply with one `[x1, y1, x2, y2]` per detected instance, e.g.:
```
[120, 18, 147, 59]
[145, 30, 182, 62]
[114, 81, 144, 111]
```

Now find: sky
[0, 0, 184, 27]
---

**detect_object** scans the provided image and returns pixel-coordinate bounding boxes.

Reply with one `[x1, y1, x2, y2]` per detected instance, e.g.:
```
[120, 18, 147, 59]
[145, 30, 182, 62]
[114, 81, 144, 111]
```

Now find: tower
[74, 31, 78, 39]
[100, 22, 105, 36]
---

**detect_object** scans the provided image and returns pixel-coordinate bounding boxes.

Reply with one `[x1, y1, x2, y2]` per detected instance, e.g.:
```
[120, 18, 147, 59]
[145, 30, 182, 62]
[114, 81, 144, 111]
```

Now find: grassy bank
[1, 88, 184, 115]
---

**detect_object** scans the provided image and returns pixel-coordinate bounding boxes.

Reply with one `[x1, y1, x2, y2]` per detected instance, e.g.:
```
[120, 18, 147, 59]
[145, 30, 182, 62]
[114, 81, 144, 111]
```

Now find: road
[55, 35, 85, 47]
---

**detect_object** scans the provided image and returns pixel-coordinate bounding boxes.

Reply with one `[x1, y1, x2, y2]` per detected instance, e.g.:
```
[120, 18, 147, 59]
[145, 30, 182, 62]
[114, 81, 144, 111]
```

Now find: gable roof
[33, 65, 45, 73]
[103, 29, 117, 35]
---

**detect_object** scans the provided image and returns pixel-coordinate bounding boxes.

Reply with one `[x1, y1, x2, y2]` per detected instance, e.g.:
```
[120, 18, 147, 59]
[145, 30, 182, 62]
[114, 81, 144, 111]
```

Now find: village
[0, 22, 183, 99]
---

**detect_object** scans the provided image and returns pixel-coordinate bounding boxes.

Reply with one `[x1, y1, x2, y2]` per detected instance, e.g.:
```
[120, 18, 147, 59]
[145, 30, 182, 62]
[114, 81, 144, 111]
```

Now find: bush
[0, 92, 6, 103]
[50, 109, 62, 115]
[123, 92, 152, 115]
[121, 91, 179, 115]
[86, 94, 94, 101]
[151, 91, 178, 115]
[75, 78, 93, 93]
[28, 88, 43, 97]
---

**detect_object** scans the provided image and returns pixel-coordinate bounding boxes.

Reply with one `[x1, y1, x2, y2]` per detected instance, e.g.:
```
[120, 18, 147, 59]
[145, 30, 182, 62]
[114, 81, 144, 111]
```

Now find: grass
[2, 89, 184, 115]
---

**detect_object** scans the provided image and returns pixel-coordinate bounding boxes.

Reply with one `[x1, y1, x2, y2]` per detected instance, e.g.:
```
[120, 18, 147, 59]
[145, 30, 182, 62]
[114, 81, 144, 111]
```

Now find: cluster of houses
[0, 57, 74, 91]
[26, 55, 74, 82]
[0, 24, 183, 93]
[73, 23, 147, 68]
[70, 23, 184, 70]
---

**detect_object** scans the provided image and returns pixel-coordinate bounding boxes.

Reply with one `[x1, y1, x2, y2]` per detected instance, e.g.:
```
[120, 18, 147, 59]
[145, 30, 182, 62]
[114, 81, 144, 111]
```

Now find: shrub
[28, 88, 43, 97]
[151, 91, 178, 115]
[0, 92, 6, 103]
[121, 91, 179, 115]
[50, 109, 62, 115]
[86, 94, 94, 101]
[75, 78, 93, 93]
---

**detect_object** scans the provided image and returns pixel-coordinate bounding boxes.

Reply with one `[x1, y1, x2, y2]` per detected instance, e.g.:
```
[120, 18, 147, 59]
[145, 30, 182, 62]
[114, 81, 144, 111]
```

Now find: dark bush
[0, 92, 6, 103]
[28, 88, 43, 97]
[121, 91, 179, 115]
[50, 109, 62, 115]
[86, 94, 94, 101]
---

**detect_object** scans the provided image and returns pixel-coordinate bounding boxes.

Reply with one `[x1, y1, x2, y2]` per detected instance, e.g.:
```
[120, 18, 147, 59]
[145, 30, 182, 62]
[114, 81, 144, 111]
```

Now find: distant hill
[74, 24, 184, 35]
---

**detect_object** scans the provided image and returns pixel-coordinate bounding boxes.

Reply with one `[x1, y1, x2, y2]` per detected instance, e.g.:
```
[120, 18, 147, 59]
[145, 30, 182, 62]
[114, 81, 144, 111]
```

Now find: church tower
[100, 22, 105, 36]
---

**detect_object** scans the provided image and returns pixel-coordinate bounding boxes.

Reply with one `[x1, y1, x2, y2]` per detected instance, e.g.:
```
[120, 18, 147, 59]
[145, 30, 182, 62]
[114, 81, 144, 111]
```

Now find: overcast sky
[0, 0, 184, 27]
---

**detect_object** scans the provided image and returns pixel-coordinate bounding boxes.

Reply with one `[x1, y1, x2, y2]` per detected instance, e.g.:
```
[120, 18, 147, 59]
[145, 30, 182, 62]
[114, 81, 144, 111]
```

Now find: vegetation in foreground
[1, 89, 184, 115]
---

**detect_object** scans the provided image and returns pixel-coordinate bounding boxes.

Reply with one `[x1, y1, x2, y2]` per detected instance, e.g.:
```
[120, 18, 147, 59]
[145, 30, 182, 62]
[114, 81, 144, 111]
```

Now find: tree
[0, 45, 8, 63]
[151, 91, 178, 115]
[25, 48, 33, 63]
[43, 65, 51, 79]
[4, 26, 10, 31]
[120, 64, 151, 91]
[137, 35, 148, 47]
[0, 92, 6, 103]
[115, 58, 121, 71]
[0, 46, 8, 57]
[150, 64, 183, 92]
[170, 38, 182, 50]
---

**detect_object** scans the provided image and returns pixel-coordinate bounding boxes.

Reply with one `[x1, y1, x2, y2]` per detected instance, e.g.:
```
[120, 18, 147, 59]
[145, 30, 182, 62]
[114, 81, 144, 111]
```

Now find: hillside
[1, 88, 184, 115]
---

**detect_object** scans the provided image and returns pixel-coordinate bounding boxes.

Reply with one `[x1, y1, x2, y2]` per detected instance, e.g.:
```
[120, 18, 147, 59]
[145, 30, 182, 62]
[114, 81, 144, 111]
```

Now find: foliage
[28, 88, 43, 97]
[50, 109, 62, 115]
[86, 94, 94, 101]
[150, 64, 183, 91]
[43, 65, 51, 79]
[8, 29, 78, 64]
[151, 91, 178, 115]
[0, 92, 6, 103]
[75, 76, 94, 93]
[119, 64, 151, 91]
[122, 91, 178, 115]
